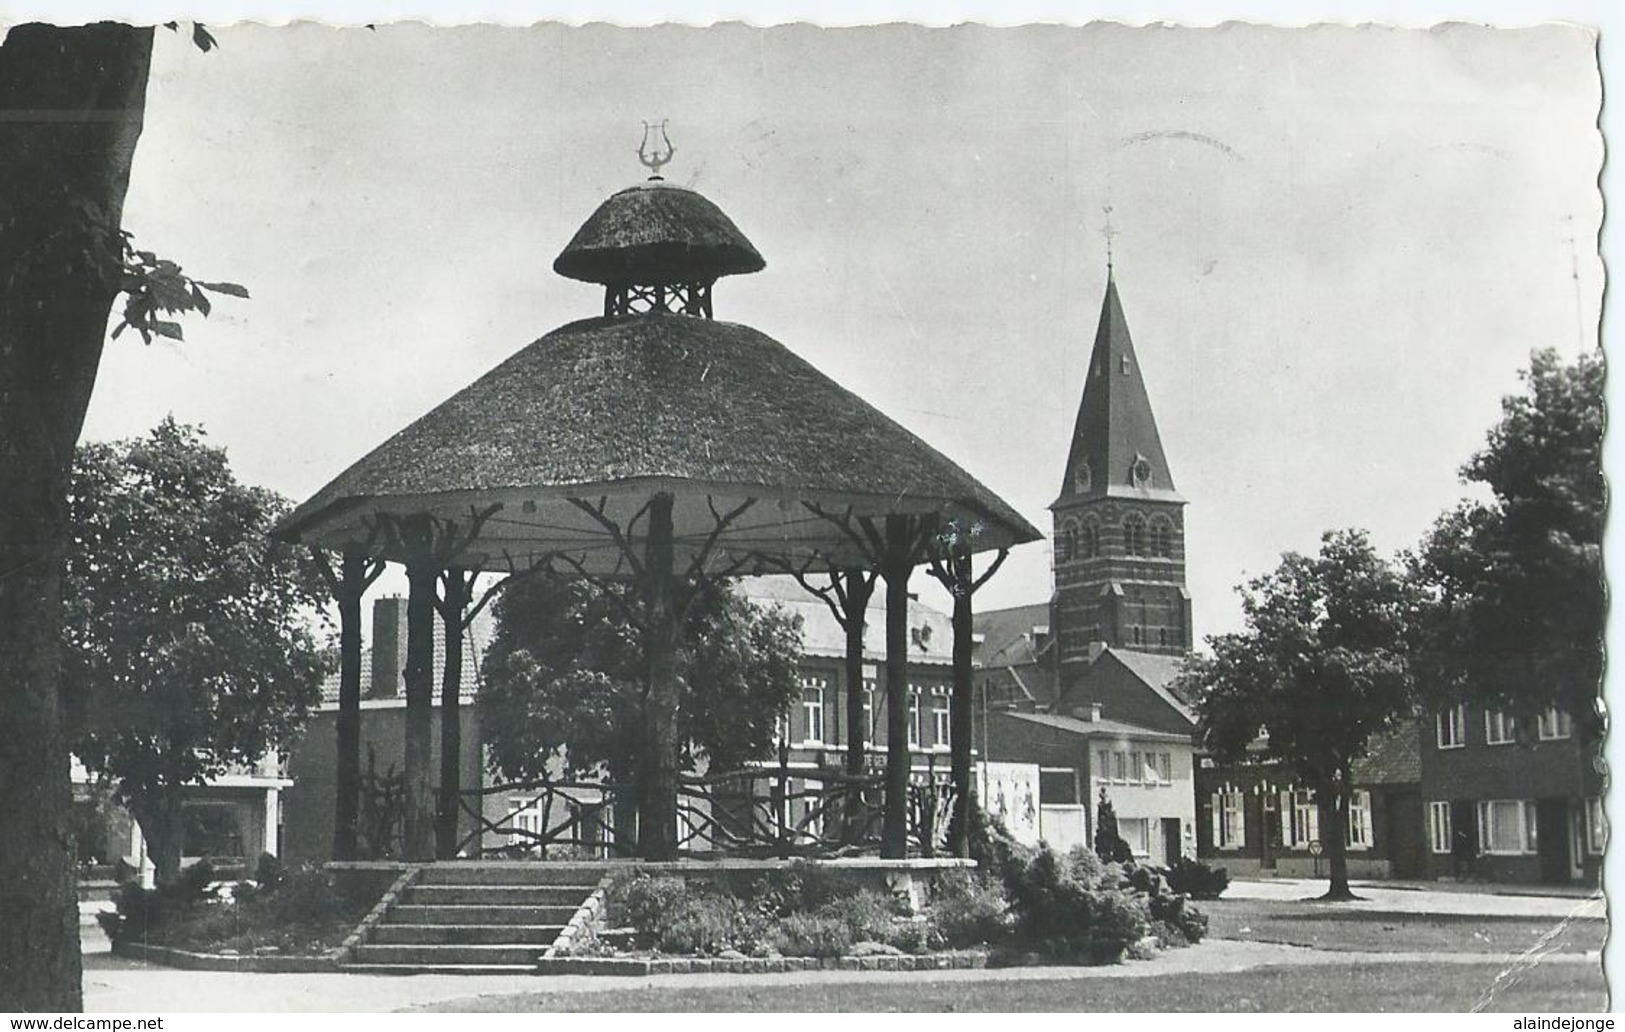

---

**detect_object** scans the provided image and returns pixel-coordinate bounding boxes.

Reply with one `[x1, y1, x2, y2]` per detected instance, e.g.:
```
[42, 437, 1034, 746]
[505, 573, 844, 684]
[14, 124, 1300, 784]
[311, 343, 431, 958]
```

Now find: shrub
[767, 913, 856, 958]
[97, 860, 217, 943]
[927, 868, 1009, 948]
[613, 874, 690, 934]
[1003, 846, 1150, 964]
[253, 852, 286, 891]
[1164, 856, 1229, 900]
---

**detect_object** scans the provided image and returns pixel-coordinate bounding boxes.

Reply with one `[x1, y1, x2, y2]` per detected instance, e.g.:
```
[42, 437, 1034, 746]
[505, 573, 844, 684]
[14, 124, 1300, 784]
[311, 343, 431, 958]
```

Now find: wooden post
[947, 551, 975, 858]
[330, 551, 381, 860]
[880, 516, 914, 858]
[640, 492, 680, 860]
[435, 567, 472, 859]
[927, 534, 1009, 858]
[402, 552, 438, 862]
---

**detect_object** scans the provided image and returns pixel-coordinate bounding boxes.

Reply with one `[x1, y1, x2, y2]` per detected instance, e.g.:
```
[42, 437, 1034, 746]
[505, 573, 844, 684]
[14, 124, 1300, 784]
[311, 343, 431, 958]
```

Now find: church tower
[1051, 273, 1192, 660]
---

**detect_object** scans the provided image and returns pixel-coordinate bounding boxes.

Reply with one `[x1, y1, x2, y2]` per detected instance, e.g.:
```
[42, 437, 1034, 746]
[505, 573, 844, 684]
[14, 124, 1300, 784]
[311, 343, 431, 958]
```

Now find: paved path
[82, 939, 1602, 1013]
[1222, 879, 1607, 919]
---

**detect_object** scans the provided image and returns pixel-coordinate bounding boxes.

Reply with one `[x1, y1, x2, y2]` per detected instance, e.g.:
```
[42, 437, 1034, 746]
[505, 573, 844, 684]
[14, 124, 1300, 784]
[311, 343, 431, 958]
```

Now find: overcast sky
[73, 20, 1602, 642]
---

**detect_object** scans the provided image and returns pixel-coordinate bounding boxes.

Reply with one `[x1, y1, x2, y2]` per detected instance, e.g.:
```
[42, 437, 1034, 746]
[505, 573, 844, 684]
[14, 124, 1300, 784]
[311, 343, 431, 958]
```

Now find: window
[1112, 751, 1127, 783]
[1117, 817, 1150, 856]
[862, 681, 877, 741]
[1284, 790, 1319, 848]
[1074, 461, 1092, 492]
[1585, 797, 1605, 855]
[1214, 792, 1245, 850]
[1160, 752, 1173, 784]
[801, 676, 826, 744]
[1142, 752, 1163, 785]
[1080, 521, 1100, 558]
[1123, 515, 1147, 556]
[1130, 752, 1145, 783]
[907, 687, 922, 747]
[1058, 522, 1076, 563]
[509, 799, 543, 844]
[1477, 800, 1537, 855]
[1096, 749, 1111, 785]
[1150, 519, 1174, 558]
[1436, 703, 1467, 749]
[1429, 801, 1453, 854]
[1346, 790, 1373, 849]
[931, 688, 951, 747]
[1039, 769, 1079, 806]
[1484, 710, 1516, 746]
[1537, 708, 1573, 741]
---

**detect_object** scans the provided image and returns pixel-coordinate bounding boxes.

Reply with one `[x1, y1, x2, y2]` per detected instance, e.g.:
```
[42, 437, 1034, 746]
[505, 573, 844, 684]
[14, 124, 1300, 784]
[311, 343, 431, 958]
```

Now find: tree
[61, 419, 329, 885]
[1410, 349, 1604, 738]
[1093, 787, 1131, 863]
[0, 24, 237, 1007]
[1175, 530, 1415, 900]
[480, 573, 803, 847]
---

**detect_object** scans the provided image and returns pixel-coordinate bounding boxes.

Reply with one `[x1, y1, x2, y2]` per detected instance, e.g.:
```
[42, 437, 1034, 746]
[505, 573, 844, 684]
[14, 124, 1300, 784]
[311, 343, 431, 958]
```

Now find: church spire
[1053, 275, 1181, 509]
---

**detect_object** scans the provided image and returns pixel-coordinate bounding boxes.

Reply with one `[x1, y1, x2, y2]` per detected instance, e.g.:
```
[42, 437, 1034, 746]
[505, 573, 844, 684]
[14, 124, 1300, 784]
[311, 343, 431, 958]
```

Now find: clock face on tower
[1131, 458, 1152, 488]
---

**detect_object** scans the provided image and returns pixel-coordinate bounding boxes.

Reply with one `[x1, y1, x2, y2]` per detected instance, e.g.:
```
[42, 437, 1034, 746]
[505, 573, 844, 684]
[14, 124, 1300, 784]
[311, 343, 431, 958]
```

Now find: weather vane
[1102, 204, 1118, 272]
[638, 119, 675, 180]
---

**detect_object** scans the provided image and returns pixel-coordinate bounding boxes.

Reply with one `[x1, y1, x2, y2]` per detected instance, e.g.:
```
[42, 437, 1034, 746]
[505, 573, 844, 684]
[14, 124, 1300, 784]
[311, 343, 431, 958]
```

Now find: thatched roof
[553, 182, 765, 285]
[275, 313, 1040, 572]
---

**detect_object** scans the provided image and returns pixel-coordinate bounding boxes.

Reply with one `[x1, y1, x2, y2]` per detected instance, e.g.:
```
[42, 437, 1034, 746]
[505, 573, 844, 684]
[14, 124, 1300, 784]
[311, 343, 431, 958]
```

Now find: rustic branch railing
[455, 762, 958, 860]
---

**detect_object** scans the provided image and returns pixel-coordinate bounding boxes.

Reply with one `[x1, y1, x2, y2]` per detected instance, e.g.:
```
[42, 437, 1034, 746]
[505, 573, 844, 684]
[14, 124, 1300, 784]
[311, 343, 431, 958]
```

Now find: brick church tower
[1050, 273, 1192, 661]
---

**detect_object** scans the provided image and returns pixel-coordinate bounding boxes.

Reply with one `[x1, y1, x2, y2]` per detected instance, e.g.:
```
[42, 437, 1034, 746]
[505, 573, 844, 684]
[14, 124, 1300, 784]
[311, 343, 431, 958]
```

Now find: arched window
[1080, 520, 1100, 558]
[1123, 514, 1147, 556]
[1057, 518, 1078, 562]
[1150, 518, 1174, 558]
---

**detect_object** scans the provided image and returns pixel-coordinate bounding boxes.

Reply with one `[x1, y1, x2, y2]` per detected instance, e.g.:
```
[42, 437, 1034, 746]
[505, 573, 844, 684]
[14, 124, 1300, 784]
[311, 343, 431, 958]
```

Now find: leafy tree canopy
[1177, 529, 1416, 788]
[481, 573, 804, 784]
[1410, 348, 1604, 735]
[61, 418, 330, 874]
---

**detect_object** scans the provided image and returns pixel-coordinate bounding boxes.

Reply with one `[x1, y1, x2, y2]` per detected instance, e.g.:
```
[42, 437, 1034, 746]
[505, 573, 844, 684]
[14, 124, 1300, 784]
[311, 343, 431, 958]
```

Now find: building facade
[1419, 700, 1603, 885]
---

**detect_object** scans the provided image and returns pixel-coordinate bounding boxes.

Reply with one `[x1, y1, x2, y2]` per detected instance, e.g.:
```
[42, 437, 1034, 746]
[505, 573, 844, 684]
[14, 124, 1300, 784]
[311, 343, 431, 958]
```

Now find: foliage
[1163, 855, 1230, 900]
[61, 419, 330, 881]
[610, 869, 928, 958]
[1001, 847, 1151, 964]
[966, 799, 1033, 885]
[97, 860, 217, 942]
[1174, 529, 1415, 897]
[100, 861, 373, 955]
[1122, 862, 1207, 945]
[1093, 788, 1132, 863]
[927, 867, 1011, 948]
[1410, 349, 1605, 737]
[481, 572, 803, 783]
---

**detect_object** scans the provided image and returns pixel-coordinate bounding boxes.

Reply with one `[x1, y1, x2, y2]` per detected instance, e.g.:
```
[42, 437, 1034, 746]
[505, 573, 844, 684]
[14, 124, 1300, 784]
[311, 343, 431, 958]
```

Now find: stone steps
[339, 862, 611, 974]
[370, 923, 567, 945]
[389, 903, 581, 925]
[404, 884, 595, 906]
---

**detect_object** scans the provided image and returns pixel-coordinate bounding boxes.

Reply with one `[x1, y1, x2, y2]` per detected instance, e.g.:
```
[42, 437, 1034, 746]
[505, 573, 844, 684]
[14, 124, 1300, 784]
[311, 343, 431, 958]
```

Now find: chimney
[369, 596, 408, 698]
[1071, 702, 1104, 722]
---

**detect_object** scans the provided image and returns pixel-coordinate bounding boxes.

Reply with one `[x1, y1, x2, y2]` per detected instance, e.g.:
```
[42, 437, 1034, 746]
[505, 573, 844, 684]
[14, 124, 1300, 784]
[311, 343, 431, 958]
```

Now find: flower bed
[100, 856, 385, 961]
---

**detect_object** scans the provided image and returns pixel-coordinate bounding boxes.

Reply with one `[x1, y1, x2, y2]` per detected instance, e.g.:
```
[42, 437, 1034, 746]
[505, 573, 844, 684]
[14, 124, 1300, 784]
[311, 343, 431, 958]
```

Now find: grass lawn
[427, 961, 1606, 1012]
[1202, 899, 1605, 954]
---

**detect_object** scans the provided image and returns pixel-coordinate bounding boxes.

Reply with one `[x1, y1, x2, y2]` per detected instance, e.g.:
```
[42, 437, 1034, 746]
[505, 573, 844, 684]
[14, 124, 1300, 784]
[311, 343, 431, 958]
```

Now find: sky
[59, 16, 1603, 645]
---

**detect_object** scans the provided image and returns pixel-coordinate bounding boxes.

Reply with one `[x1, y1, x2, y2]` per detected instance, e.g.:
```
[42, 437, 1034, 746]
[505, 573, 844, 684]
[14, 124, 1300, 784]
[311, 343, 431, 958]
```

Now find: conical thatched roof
[553, 182, 765, 285]
[275, 313, 1039, 572]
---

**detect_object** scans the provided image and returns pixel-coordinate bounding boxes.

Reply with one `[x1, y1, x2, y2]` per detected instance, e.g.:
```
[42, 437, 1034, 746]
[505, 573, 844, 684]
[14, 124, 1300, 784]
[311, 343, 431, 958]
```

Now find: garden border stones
[533, 950, 988, 976]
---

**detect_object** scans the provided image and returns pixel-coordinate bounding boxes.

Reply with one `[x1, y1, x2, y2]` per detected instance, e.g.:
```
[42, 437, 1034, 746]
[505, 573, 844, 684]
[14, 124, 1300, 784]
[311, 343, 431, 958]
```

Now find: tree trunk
[0, 23, 154, 1012]
[840, 570, 874, 844]
[130, 788, 187, 888]
[1318, 782, 1357, 901]
[639, 493, 680, 860]
[332, 554, 367, 860]
[880, 517, 914, 858]
[402, 561, 437, 862]
[947, 556, 975, 858]
[435, 569, 470, 859]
